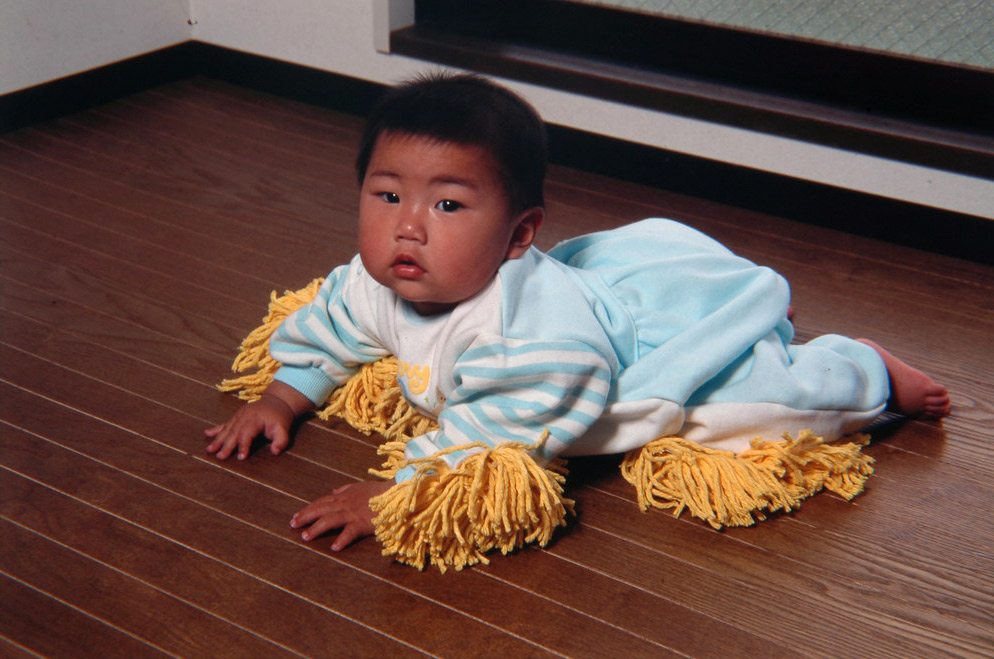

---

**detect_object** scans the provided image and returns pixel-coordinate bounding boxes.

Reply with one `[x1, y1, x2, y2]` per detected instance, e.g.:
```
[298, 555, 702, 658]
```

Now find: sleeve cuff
[393, 465, 417, 483]
[273, 365, 338, 406]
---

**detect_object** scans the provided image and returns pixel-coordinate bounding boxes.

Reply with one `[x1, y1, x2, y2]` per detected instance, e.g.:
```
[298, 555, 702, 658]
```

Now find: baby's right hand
[204, 395, 295, 461]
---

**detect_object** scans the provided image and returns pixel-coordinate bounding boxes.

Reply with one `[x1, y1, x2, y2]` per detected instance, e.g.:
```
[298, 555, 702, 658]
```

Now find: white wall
[2, 0, 990, 219]
[0, 0, 191, 94]
[188, 1, 420, 87]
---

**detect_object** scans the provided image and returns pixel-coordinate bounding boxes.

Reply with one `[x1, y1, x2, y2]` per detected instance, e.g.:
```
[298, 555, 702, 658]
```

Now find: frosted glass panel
[577, 0, 994, 70]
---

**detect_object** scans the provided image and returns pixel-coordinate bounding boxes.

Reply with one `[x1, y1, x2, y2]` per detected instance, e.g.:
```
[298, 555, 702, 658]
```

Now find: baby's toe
[923, 395, 951, 419]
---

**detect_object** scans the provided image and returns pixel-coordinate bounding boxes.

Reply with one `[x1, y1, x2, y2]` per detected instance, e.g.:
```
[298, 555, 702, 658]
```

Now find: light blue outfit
[271, 219, 890, 482]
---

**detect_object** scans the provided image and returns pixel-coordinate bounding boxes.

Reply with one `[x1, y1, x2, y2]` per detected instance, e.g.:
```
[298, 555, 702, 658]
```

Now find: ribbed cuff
[273, 365, 337, 406]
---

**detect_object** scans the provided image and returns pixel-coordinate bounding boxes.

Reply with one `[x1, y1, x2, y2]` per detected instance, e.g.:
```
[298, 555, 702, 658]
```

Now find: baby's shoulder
[497, 249, 613, 348]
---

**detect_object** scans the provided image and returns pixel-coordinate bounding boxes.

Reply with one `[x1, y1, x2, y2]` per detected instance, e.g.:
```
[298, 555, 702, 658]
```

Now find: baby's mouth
[392, 254, 425, 278]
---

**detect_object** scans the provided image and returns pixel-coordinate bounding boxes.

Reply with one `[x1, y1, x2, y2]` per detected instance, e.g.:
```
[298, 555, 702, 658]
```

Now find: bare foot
[857, 339, 951, 419]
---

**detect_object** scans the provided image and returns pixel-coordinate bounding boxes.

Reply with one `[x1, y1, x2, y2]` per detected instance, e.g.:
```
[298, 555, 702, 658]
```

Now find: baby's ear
[505, 207, 545, 259]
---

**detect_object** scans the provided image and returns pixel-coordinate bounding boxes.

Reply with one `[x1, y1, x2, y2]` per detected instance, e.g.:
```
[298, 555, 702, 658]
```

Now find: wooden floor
[1, 76, 992, 659]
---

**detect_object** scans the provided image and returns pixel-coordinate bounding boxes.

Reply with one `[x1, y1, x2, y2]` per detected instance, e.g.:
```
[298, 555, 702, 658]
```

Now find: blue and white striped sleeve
[270, 265, 390, 405]
[397, 336, 613, 482]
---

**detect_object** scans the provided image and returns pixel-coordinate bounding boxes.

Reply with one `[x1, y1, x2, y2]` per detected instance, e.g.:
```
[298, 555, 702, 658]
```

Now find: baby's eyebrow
[431, 175, 477, 190]
[366, 170, 478, 191]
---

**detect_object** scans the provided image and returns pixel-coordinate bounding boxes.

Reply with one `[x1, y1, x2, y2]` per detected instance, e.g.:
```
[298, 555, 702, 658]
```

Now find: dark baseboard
[0, 42, 386, 133]
[2, 41, 990, 264]
[548, 125, 992, 264]
[0, 42, 201, 133]
[193, 44, 385, 117]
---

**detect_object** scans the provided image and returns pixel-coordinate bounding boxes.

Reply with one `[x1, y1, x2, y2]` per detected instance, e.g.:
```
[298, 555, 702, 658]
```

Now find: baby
[205, 72, 950, 554]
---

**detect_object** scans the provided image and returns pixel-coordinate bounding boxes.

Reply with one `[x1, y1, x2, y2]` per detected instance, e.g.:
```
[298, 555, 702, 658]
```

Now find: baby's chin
[407, 298, 458, 316]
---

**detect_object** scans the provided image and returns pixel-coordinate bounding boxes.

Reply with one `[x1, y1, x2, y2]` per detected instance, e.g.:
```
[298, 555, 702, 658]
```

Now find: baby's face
[358, 132, 529, 314]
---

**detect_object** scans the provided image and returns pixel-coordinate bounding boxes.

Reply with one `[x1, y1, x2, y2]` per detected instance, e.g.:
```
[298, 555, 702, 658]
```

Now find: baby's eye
[378, 192, 400, 204]
[435, 199, 462, 212]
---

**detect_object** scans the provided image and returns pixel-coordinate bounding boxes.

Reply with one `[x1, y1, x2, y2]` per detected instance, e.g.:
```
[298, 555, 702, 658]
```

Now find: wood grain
[2, 75, 991, 659]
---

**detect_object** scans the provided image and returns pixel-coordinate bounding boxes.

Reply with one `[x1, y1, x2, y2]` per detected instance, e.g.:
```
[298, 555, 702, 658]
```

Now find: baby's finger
[331, 482, 354, 495]
[290, 498, 332, 528]
[205, 433, 229, 455]
[211, 437, 238, 460]
[331, 524, 362, 551]
[298, 511, 346, 542]
[209, 429, 249, 461]
[267, 423, 290, 455]
[235, 430, 256, 460]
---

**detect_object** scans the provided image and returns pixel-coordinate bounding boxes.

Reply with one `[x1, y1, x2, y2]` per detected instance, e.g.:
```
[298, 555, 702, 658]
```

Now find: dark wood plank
[0, 336, 683, 658]
[0, 127, 346, 246]
[0, 575, 173, 659]
[0, 637, 48, 659]
[107, 89, 359, 172]
[3, 280, 987, 657]
[0, 519, 305, 659]
[0, 460, 425, 659]
[0, 386, 559, 659]
[180, 76, 367, 135]
[0, 153, 328, 264]
[0, 171, 321, 298]
[0, 235, 260, 335]
[558, 493, 991, 659]
[1, 367, 683, 657]
[0, 312, 792, 659]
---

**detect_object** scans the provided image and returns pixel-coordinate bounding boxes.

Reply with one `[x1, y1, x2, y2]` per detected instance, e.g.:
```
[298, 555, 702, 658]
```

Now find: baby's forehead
[371, 132, 507, 184]
[377, 131, 494, 159]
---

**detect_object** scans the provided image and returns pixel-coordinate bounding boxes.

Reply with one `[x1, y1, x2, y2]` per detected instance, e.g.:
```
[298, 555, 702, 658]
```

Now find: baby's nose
[396, 211, 427, 242]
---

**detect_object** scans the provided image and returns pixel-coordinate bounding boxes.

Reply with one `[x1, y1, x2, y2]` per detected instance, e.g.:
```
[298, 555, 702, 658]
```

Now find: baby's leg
[856, 339, 951, 419]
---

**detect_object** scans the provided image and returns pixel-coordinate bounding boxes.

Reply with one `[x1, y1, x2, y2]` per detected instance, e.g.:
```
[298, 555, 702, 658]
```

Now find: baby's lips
[392, 253, 426, 278]
[392, 252, 419, 266]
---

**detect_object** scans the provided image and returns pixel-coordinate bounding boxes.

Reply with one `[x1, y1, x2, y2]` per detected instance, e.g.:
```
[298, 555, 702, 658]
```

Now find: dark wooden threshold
[395, 1, 994, 181]
[2, 40, 991, 264]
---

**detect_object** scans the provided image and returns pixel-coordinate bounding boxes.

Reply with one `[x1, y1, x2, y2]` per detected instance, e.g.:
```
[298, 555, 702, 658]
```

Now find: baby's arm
[205, 381, 314, 460]
[291, 480, 393, 550]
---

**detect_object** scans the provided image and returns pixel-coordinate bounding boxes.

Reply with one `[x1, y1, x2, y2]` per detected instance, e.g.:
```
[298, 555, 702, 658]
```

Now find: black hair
[356, 72, 548, 212]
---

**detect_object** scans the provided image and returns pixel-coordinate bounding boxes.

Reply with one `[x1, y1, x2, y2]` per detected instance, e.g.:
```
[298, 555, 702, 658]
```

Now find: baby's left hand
[291, 480, 393, 551]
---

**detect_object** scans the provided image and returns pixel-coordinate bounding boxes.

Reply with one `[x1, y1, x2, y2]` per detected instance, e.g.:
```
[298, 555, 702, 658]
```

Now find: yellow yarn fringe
[217, 279, 572, 571]
[318, 358, 438, 442]
[368, 432, 574, 573]
[620, 430, 875, 529]
[217, 278, 324, 403]
[216, 278, 439, 441]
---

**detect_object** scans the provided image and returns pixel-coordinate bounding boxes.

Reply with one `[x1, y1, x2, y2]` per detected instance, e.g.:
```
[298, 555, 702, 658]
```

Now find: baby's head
[355, 73, 548, 314]
[357, 72, 547, 214]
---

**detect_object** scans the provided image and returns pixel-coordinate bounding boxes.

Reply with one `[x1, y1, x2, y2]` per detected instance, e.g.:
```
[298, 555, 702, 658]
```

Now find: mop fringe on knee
[619, 432, 873, 529]
[218, 279, 874, 571]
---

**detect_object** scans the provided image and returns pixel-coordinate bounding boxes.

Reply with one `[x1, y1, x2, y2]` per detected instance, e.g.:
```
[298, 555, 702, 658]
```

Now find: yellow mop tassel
[317, 358, 439, 441]
[620, 430, 874, 529]
[217, 280, 573, 571]
[217, 278, 324, 402]
[368, 432, 575, 573]
[216, 279, 438, 440]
